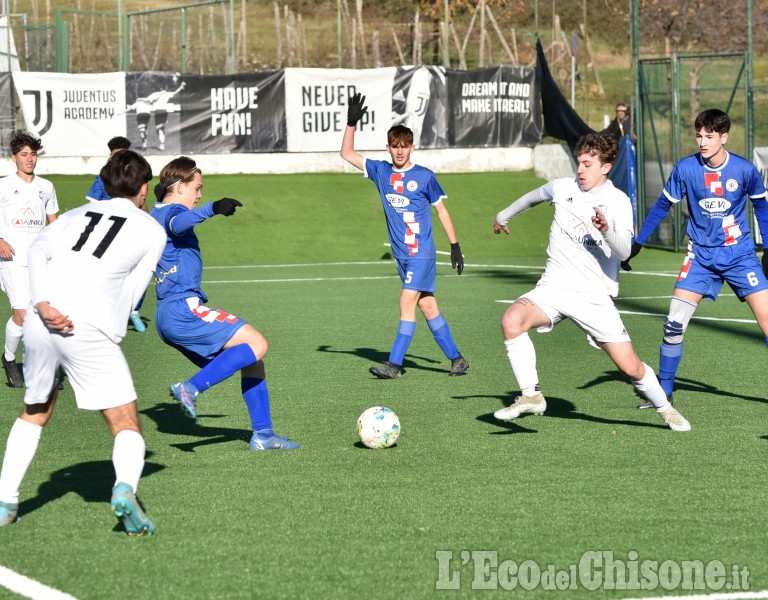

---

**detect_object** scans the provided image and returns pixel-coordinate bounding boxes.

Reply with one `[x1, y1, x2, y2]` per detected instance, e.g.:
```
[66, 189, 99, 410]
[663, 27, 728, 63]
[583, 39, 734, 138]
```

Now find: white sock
[633, 363, 671, 411]
[504, 333, 540, 396]
[4, 318, 23, 360]
[0, 419, 43, 504]
[112, 430, 145, 493]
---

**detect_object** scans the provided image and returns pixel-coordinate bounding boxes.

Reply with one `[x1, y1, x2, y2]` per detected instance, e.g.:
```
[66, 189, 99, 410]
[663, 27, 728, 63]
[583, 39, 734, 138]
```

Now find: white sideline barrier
[28, 145, 570, 176]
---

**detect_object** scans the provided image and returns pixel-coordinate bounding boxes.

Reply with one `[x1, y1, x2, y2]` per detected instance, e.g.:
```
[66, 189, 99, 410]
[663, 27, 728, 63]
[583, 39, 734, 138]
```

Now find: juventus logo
[22, 90, 53, 136]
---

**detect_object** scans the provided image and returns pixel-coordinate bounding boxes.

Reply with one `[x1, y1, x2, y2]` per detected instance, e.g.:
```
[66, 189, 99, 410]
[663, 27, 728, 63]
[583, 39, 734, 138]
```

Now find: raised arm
[340, 93, 368, 171]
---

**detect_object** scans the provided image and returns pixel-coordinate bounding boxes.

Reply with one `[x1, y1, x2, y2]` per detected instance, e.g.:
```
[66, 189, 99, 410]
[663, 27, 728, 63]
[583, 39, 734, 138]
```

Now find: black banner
[179, 71, 286, 153]
[447, 66, 541, 148]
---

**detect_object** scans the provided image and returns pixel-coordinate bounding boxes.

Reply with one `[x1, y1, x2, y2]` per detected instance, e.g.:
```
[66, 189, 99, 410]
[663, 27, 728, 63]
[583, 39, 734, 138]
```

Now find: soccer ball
[356, 406, 401, 449]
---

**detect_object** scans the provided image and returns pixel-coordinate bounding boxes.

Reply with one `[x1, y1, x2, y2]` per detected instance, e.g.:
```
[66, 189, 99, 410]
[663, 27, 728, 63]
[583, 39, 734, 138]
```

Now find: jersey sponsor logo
[155, 264, 177, 283]
[406, 180, 418, 192]
[704, 172, 723, 196]
[726, 178, 739, 192]
[385, 193, 410, 208]
[390, 172, 404, 192]
[698, 198, 732, 213]
[9, 204, 44, 229]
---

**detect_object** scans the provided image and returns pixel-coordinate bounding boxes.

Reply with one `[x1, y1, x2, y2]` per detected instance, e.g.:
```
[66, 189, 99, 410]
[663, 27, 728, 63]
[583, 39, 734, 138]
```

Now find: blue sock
[388, 320, 416, 366]
[658, 341, 683, 397]
[190, 344, 257, 393]
[427, 314, 460, 360]
[243, 377, 272, 432]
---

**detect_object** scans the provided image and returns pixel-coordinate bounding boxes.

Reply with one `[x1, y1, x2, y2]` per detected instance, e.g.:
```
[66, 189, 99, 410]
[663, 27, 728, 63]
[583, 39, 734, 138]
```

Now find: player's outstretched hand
[621, 241, 643, 272]
[450, 242, 464, 275]
[762, 250, 768, 278]
[347, 93, 368, 127]
[212, 197, 243, 216]
[493, 218, 509, 235]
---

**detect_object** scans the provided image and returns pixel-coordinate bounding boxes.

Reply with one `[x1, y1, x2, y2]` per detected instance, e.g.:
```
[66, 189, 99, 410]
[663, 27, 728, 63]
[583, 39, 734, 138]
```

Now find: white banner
[13, 72, 127, 156]
[284, 67, 396, 152]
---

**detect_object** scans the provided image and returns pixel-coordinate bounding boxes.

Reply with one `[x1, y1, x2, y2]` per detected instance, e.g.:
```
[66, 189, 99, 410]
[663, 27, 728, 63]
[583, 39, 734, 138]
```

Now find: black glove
[620, 241, 643, 271]
[763, 250, 768, 278]
[212, 197, 243, 216]
[347, 93, 368, 127]
[450, 242, 464, 275]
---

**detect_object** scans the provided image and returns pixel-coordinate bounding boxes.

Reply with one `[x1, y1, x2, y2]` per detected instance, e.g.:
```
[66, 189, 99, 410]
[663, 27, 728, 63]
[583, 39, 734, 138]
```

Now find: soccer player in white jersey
[622, 109, 768, 408]
[341, 92, 468, 379]
[85, 135, 148, 333]
[0, 133, 58, 388]
[0, 150, 166, 535]
[492, 133, 691, 432]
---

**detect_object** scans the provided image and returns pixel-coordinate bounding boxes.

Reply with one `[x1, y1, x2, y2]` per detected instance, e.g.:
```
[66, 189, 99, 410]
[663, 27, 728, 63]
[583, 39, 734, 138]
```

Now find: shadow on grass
[465, 391, 668, 433]
[141, 402, 249, 452]
[578, 371, 767, 405]
[316, 344, 446, 375]
[18, 453, 164, 519]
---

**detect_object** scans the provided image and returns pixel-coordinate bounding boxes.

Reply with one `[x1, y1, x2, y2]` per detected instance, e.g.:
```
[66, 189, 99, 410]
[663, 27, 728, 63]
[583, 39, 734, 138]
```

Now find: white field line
[622, 592, 768, 600]
[0, 565, 78, 600]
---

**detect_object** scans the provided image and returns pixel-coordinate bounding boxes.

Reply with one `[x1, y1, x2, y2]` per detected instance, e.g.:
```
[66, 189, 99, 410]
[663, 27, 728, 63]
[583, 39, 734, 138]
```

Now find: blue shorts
[675, 243, 768, 301]
[395, 257, 436, 293]
[156, 297, 247, 367]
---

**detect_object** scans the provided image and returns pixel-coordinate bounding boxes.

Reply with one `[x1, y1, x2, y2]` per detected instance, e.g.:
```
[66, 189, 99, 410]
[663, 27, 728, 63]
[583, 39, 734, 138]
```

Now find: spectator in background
[602, 103, 632, 140]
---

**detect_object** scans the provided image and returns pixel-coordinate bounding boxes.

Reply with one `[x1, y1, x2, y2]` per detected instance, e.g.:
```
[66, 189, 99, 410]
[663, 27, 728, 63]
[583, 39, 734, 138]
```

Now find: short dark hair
[100, 150, 152, 199]
[573, 133, 619, 166]
[387, 125, 414, 147]
[694, 109, 730, 134]
[10, 133, 42, 156]
[107, 136, 132, 152]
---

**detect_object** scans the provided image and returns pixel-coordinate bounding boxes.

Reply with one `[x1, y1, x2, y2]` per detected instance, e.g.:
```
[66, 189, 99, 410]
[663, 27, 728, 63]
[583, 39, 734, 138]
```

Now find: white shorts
[23, 312, 137, 410]
[0, 266, 31, 310]
[521, 284, 631, 345]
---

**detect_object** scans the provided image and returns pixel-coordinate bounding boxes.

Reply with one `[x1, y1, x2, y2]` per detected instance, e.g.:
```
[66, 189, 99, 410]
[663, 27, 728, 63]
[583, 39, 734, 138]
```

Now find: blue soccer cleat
[169, 382, 199, 419]
[0, 500, 18, 527]
[129, 311, 146, 333]
[249, 430, 300, 451]
[111, 483, 155, 536]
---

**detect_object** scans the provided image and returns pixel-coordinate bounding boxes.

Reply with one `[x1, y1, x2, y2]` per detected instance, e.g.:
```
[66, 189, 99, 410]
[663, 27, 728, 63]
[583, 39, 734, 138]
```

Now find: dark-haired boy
[0, 133, 58, 387]
[0, 150, 166, 534]
[622, 109, 768, 408]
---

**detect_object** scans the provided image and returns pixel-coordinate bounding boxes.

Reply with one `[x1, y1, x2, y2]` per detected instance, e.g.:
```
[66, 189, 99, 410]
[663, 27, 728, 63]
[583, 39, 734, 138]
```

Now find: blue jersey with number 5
[364, 158, 446, 260]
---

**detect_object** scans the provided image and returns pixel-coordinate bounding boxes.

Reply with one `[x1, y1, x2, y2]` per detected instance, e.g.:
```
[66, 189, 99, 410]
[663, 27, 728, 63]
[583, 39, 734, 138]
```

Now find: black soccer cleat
[2, 356, 23, 388]
[369, 361, 402, 379]
[449, 355, 469, 376]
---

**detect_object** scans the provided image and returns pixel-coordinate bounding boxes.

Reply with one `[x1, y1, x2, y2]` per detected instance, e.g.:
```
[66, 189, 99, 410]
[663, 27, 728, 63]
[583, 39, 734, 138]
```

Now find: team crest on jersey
[390, 173, 404, 193]
[406, 180, 418, 192]
[703, 172, 723, 196]
[386, 193, 410, 208]
[726, 178, 739, 192]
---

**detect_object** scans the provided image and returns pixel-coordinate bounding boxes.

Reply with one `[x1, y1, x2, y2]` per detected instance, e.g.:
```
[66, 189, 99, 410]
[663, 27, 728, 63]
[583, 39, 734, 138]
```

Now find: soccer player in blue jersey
[150, 156, 299, 451]
[622, 109, 768, 407]
[340, 92, 468, 379]
[86, 136, 148, 333]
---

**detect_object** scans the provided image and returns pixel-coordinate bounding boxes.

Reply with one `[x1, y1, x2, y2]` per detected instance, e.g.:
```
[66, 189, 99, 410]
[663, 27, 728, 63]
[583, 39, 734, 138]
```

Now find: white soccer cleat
[494, 392, 547, 421]
[658, 405, 691, 432]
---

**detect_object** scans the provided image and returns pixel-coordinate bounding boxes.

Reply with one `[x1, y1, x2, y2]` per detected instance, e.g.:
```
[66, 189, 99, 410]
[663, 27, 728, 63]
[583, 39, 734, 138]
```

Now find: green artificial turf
[0, 172, 765, 599]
